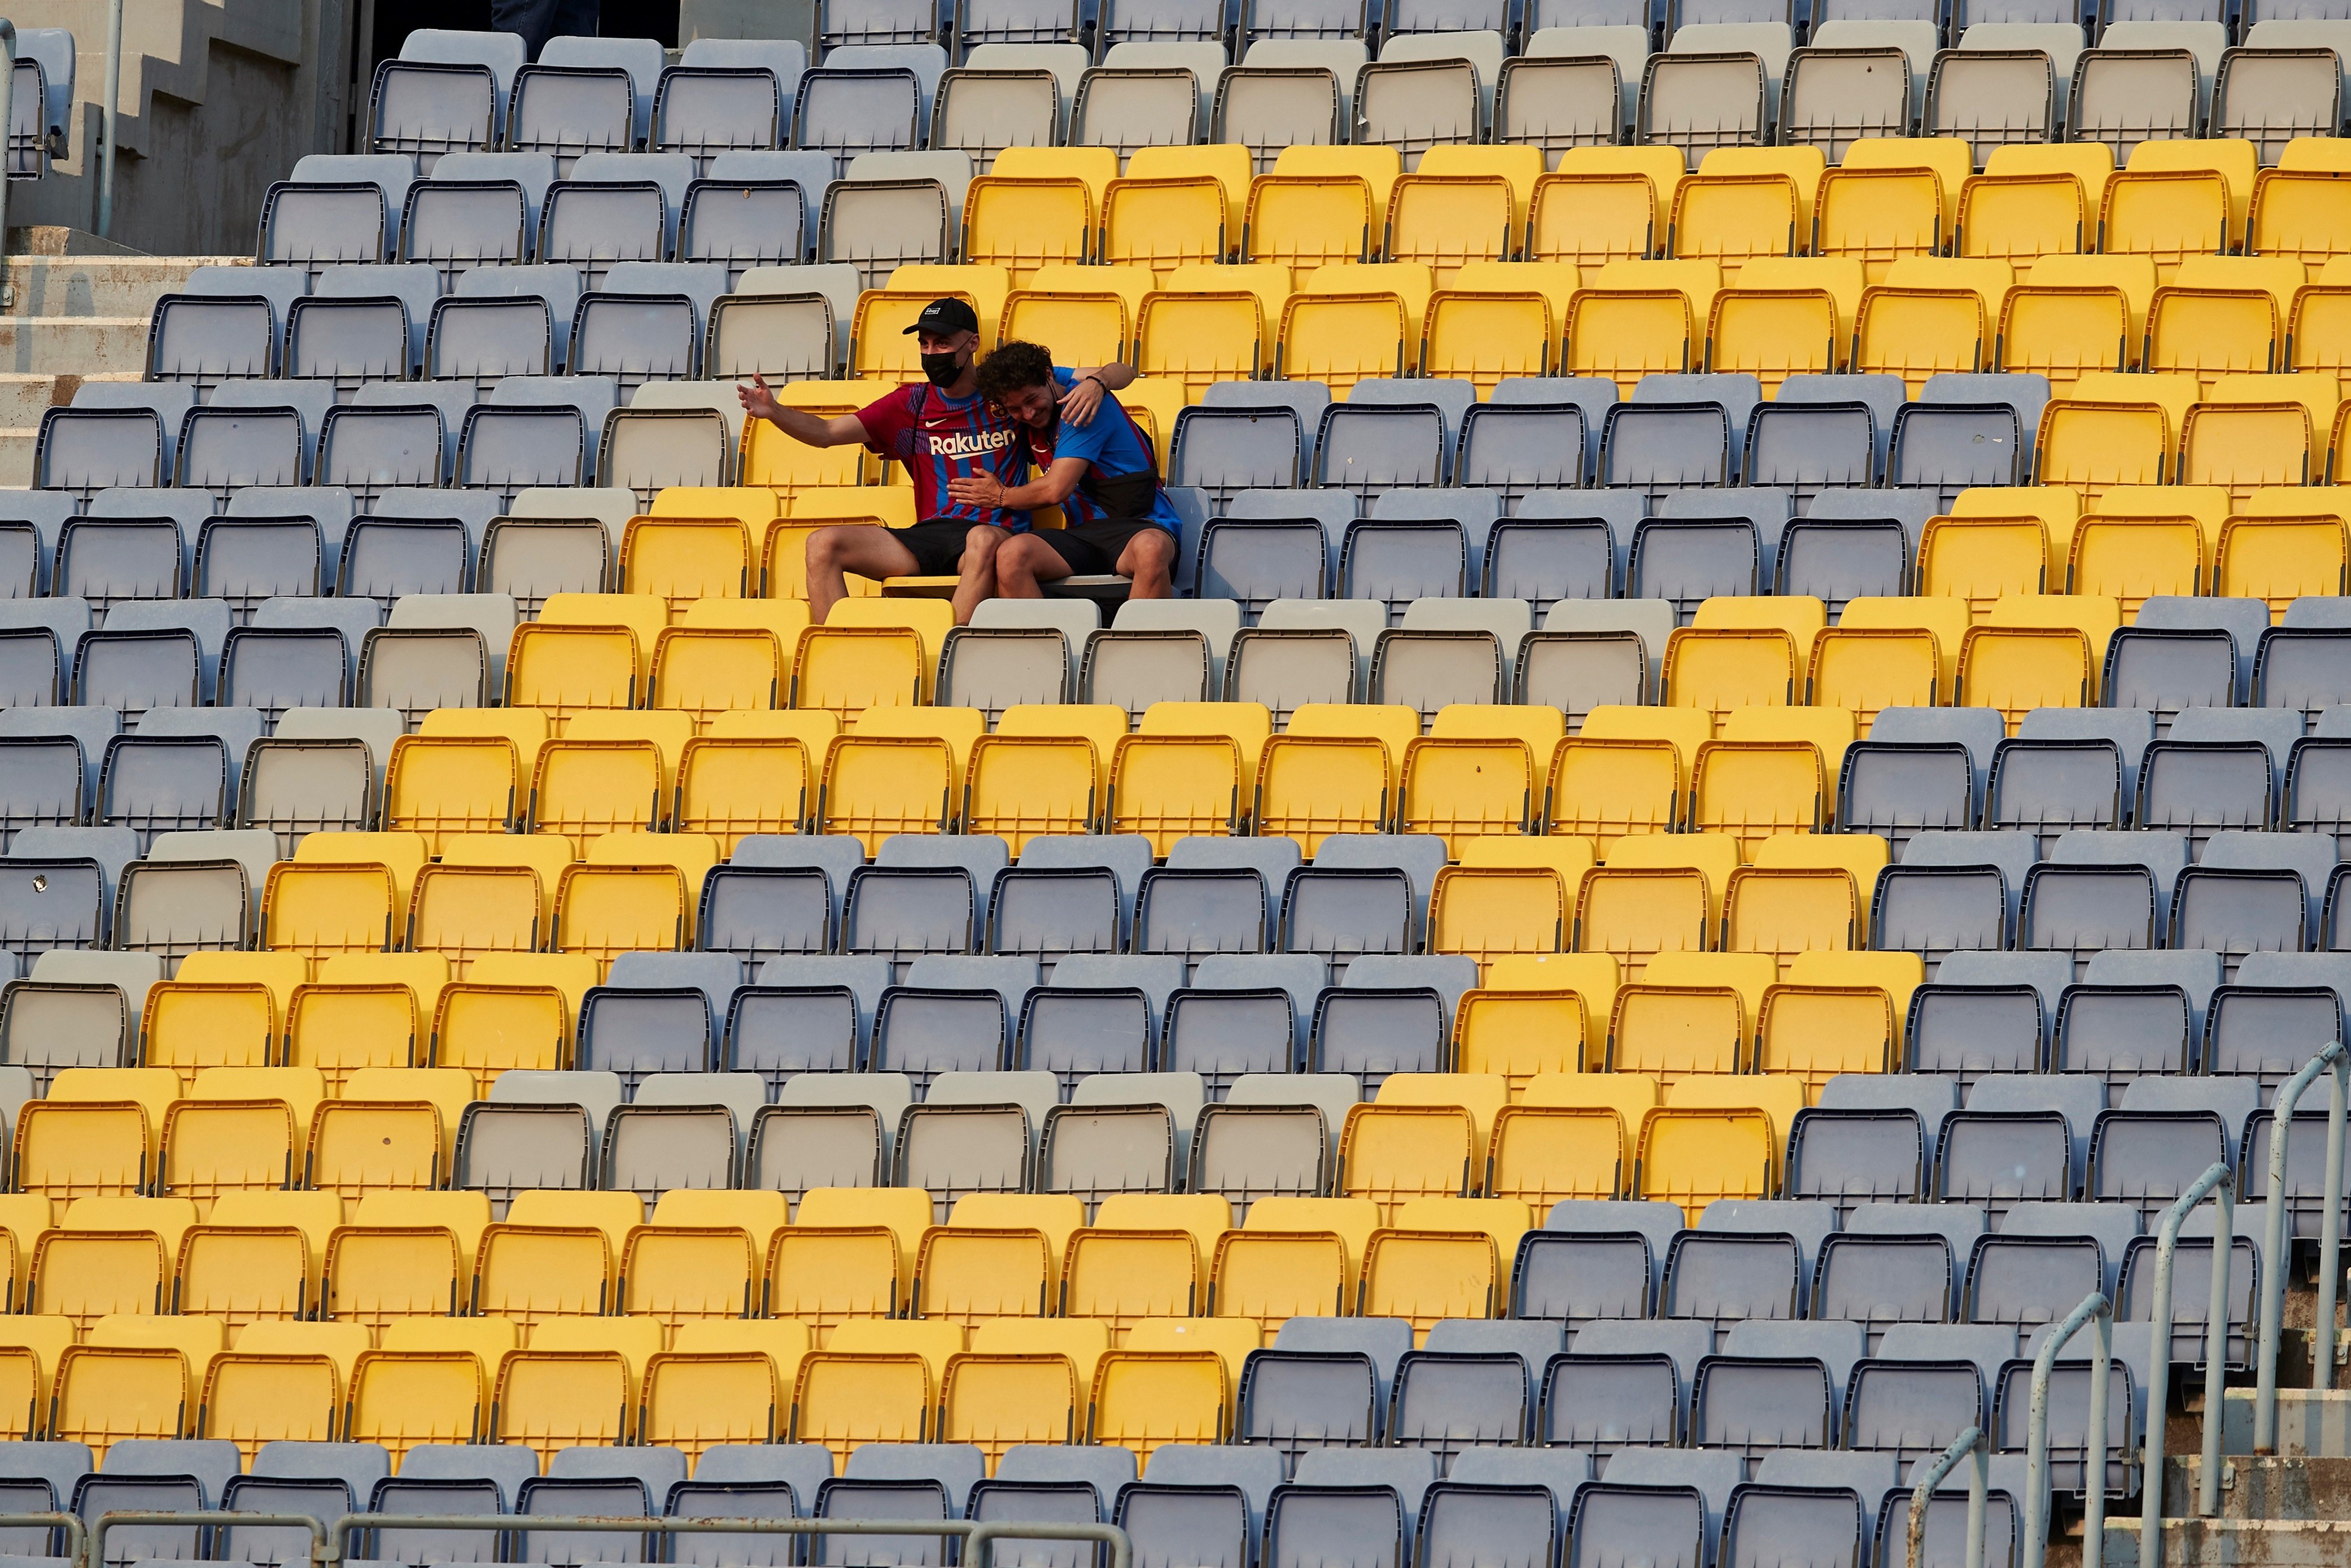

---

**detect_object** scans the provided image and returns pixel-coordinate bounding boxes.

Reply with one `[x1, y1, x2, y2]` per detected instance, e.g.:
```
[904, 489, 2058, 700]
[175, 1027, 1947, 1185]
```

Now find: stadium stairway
[0, 236, 238, 483]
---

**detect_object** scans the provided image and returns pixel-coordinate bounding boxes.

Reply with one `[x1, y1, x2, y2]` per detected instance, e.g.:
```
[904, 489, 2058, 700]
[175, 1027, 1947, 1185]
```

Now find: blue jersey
[857, 381, 1032, 529]
[1030, 368, 1182, 533]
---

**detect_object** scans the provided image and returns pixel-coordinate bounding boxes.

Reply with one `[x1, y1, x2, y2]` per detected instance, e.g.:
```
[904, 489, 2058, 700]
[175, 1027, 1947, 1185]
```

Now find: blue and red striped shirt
[856, 382, 1032, 530]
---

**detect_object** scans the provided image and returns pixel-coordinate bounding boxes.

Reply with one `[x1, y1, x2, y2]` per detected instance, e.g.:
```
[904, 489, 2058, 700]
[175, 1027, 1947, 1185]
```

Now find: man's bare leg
[950, 525, 1004, 624]
[994, 533, 1069, 599]
[1116, 529, 1177, 599]
[805, 523, 921, 623]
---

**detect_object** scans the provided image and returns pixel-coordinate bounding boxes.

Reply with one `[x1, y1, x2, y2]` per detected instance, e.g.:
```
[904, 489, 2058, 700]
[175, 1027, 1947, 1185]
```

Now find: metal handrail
[0, 19, 15, 263]
[2021, 1291, 2111, 1568]
[91, 1510, 323, 1568]
[2138, 1159, 2235, 1568]
[2256, 1041, 2349, 1451]
[0, 1509, 84, 1565]
[1905, 1425, 1989, 1568]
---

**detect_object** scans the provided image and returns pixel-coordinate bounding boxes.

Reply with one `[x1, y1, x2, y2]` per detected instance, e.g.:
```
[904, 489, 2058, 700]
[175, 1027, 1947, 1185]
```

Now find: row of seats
[0, 1431, 2020, 1568]
[359, 22, 2351, 184]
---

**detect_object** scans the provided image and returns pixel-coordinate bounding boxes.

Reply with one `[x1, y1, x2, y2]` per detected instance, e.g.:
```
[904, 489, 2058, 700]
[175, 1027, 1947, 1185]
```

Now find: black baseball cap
[904, 297, 980, 337]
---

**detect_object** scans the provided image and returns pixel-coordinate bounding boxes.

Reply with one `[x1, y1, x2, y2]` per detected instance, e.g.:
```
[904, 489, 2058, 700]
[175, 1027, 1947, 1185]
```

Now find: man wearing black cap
[737, 298, 1137, 624]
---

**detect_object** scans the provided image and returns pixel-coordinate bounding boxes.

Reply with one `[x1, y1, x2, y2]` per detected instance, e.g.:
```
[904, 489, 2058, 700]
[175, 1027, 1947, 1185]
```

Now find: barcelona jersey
[855, 381, 1033, 529]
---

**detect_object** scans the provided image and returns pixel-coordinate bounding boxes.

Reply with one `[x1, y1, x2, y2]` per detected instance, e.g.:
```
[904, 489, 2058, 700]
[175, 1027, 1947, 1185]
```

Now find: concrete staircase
[0, 232, 242, 484]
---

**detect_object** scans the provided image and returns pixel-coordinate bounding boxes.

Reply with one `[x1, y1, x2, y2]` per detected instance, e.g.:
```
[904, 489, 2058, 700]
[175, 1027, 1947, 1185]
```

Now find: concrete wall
[5, 0, 356, 257]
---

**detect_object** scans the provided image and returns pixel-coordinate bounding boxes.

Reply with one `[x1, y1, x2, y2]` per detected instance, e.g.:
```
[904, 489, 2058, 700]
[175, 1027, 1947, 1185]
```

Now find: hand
[947, 473, 1008, 508]
[737, 373, 784, 424]
[1060, 374, 1103, 427]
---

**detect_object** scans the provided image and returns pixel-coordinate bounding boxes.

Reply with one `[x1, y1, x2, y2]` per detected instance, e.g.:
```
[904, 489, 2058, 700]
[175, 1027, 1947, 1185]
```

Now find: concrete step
[0, 318, 154, 376]
[2220, 1389, 2351, 1458]
[2, 253, 244, 321]
[2103, 1518, 2351, 1567]
[0, 373, 80, 429]
[2169, 1457, 2351, 1521]
[0, 429, 39, 487]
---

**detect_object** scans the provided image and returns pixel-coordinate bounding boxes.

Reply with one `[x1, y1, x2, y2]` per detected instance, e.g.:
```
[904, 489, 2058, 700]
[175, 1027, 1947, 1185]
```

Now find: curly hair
[975, 338, 1057, 401]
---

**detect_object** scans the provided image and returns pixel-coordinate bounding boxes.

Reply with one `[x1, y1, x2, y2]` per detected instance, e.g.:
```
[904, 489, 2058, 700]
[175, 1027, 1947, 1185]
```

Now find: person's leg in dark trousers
[491, 0, 600, 62]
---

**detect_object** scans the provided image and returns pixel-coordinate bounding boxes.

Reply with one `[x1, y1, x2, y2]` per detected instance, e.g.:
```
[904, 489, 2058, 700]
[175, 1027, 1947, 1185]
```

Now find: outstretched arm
[738, 374, 871, 447]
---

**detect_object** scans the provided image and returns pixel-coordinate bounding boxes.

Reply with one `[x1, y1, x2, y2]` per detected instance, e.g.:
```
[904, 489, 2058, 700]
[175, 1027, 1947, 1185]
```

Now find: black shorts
[889, 518, 989, 575]
[1032, 519, 1174, 575]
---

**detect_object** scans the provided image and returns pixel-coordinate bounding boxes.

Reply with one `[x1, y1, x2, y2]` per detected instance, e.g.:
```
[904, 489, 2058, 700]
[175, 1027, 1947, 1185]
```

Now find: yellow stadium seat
[1253, 718, 1407, 854]
[1210, 1198, 1374, 1344]
[2002, 254, 2158, 386]
[173, 1194, 336, 1335]
[675, 734, 811, 853]
[1086, 1341, 1226, 1461]
[1662, 624, 1800, 734]
[914, 1194, 1084, 1329]
[1956, 624, 2092, 733]
[1110, 147, 1252, 274]
[1488, 1094, 1637, 1207]
[323, 1190, 492, 1340]
[200, 1320, 368, 1458]
[256, 857, 395, 979]
[1000, 267, 1151, 366]
[2251, 153, 2351, 279]
[15, 1069, 177, 1206]
[1419, 262, 1575, 389]
[650, 614, 796, 735]
[619, 514, 750, 619]
[939, 1326, 1095, 1464]
[1819, 139, 1973, 279]
[2216, 501, 2351, 617]
[1358, 1224, 1500, 1340]
[0, 1314, 72, 1436]
[1514, 1081, 1664, 1166]
[962, 736, 1098, 851]
[816, 735, 956, 852]
[1606, 972, 1747, 1088]
[2101, 171, 2231, 286]
[2144, 255, 2302, 395]
[1135, 265, 1283, 399]
[1278, 263, 1431, 395]
[996, 702, 1129, 793]
[159, 1069, 321, 1217]
[1605, 828, 1740, 910]
[30, 1197, 193, 1333]
[2034, 372, 2197, 507]
[1564, 263, 1714, 394]
[1384, 173, 1515, 287]
[733, 382, 883, 494]
[405, 835, 568, 976]
[641, 1337, 786, 1457]
[1669, 172, 1803, 287]
[1958, 143, 2113, 263]
[1544, 733, 1681, 858]
[1851, 257, 2009, 391]
[1830, 602, 1972, 715]
[430, 983, 571, 1104]
[347, 1318, 515, 1459]
[384, 733, 520, 854]
[286, 953, 447, 1090]
[1753, 982, 1895, 1099]
[1529, 147, 1684, 266]
[772, 1187, 934, 1342]
[1706, 257, 1866, 388]
[1335, 1103, 1474, 1225]
[552, 862, 688, 979]
[1572, 863, 1707, 981]
[528, 737, 665, 845]
[1457, 837, 1597, 903]
[508, 599, 665, 735]
[474, 1190, 637, 1328]
[1428, 867, 1567, 980]
[1723, 851, 1860, 976]
[1373, 1072, 1511, 1151]
[492, 1339, 639, 1460]
[1244, 160, 1381, 277]
[1063, 1220, 1209, 1346]
[789, 627, 923, 723]
[1668, 1075, 1808, 1152]
[138, 987, 273, 1098]
[1456, 958, 1620, 1086]
[961, 173, 1095, 286]
[54, 1314, 224, 1459]
[1635, 1107, 1777, 1224]
[1104, 704, 1262, 854]
[1399, 703, 1563, 855]
[1689, 737, 1825, 856]
[1917, 514, 2050, 625]
[305, 1068, 476, 1200]
[619, 1207, 777, 1342]
[793, 1317, 964, 1460]
[2180, 374, 2339, 508]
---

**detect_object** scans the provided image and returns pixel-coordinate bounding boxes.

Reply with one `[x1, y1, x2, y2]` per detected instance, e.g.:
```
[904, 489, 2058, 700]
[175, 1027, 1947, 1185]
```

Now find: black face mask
[920, 350, 964, 388]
